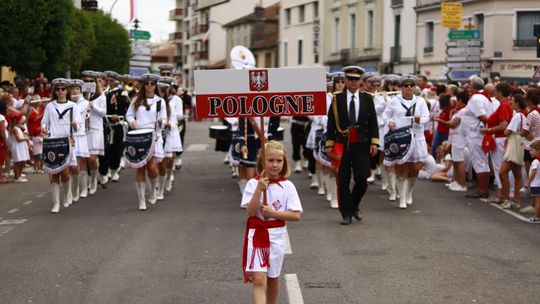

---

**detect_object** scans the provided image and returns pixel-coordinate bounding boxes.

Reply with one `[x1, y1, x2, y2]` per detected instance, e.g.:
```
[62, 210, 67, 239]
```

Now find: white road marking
[489, 203, 531, 223]
[7, 209, 19, 214]
[0, 226, 14, 236]
[185, 144, 208, 152]
[285, 230, 292, 254]
[0, 219, 28, 225]
[285, 274, 304, 304]
[23, 200, 33, 206]
[36, 192, 47, 198]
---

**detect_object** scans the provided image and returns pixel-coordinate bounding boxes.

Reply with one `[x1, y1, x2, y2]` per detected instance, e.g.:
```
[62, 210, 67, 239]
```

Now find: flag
[203, 24, 212, 44]
[130, 0, 137, 22]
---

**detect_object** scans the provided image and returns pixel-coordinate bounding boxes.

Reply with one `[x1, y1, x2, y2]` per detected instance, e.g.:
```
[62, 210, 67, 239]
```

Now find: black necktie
[349, 95, 356, 126]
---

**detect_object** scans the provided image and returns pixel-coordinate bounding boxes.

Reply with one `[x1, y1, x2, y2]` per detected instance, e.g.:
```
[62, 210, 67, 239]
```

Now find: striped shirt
[523, 110, 540, 150]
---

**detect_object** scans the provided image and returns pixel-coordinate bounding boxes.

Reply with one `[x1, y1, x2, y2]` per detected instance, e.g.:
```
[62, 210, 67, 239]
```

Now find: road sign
[533, 65, 540, 80]
[447, 55, 481, 62]
[441, 2, 462, 28]
[130, 30, 151, 40]
[446, 40, 482, 47]
[447, 62, 481, 70]
[129, 60, 152, 68]
[448, 69, 480, 81]
[129, 67, 149, 77]
[446, 47, 481, 57]
[131, 55, 152, 62]
[448, 30, 481, 40]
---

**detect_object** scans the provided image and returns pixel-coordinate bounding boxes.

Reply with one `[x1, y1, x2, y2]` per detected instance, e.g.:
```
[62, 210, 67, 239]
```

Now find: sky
[99, 0, 175, 43]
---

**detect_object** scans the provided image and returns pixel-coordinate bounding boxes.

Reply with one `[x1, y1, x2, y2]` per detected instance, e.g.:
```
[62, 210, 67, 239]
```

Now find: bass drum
[123, 129, 155, 168]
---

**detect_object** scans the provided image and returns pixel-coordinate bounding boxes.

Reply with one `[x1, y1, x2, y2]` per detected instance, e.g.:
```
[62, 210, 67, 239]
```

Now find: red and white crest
[249, 70, 268, 91]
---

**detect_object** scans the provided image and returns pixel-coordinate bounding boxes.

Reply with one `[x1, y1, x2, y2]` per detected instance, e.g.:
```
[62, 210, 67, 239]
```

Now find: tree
[64, 9, 97, 77]
[0, 0, 74, 78]
[82, 11, 131, 74]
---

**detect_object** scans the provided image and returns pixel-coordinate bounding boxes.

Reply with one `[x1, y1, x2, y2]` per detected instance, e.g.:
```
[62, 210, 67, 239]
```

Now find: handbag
[503, 115, 524, 165]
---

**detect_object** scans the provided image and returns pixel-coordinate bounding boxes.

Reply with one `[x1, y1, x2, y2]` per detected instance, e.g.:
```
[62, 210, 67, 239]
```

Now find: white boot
[157, 175, 166, 200]
[89, 170, 98, 195]
[175, 157, 182, 169]
[407, 178, 416, 205]
[294, 161, 302, 173]
[317, 172, 325, 195]
[381, 166, 388, 191]
[367, 170, 376, 184]
[325, 175, 332, 201]
[397, 178, 407, 209]
[136, 182, 146, 211]
[62, 181, 72, 208]
[238, 179, 247, 195]
[79, 172, 88, 198]
[388, 172, 397, 201]
[148, 178, 157, 205]
[111, 169, 120, 182]
[328, 177, 339, 209]
[309, 174, 319, 189]
[165, 170, 174, 192]
[72, 174, 80, 202]
[51, 183, 61, 213]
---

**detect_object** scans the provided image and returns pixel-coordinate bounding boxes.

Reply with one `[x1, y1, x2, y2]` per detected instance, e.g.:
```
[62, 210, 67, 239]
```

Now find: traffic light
[81, 0, 98, 12]
[535, 24, 540, 58]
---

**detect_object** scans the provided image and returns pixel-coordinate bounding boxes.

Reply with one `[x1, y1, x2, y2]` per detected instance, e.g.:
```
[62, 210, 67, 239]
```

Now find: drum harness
[54, 105, 75, 147]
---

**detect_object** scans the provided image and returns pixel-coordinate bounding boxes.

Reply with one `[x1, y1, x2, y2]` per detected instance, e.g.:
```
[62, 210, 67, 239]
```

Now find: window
[367, 10, 374, 48]
[299, 5, 305, 23]
[474, 14, 484, 40]
[350, 14, 356, 49]
[284, 41, 288, 66]
[285, 8, 291, 25]
[425, 21, 434, 53]
[313, 2, 319, 19]
[298, 39, 303, 65]
[265, 52, 272, 68]
[394, 14, 401, 46]
[516, 11, 540, 47]
[333, 17, 340, 52]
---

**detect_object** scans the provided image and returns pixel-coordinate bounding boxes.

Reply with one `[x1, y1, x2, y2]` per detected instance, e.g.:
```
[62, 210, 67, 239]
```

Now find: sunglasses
[145, 82, 156, 86]
[401, 84, 415, 88]
[83, 79, 95, 83]
[336, 80, 345, 84]
[346, 77, 361, 81]
[55, 87, 67, 92]
[161, 73, 172, 76]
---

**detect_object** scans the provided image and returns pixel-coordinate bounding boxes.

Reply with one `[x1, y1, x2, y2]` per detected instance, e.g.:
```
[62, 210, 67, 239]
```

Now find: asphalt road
[0, 120, 538, 304]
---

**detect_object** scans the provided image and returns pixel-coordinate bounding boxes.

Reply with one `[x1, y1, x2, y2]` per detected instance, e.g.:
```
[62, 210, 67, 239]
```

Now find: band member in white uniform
[380, 75, 401, 201]
[41, 78, 81, 213]
[126, 74, 167, 210]
[385, 75, 430, 209]
[162, 77, 183, 192]
[81, 71, 107, 196]
[69, 79, 90, 203]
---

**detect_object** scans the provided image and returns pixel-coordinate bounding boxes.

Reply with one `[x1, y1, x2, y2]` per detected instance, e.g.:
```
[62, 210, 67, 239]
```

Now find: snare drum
[268, 127, 284, 141]
[383, 126, 414, 166]
[123, 129, 155, 168]
[43, 137, 72, 174]
[210, 125, 231, 152]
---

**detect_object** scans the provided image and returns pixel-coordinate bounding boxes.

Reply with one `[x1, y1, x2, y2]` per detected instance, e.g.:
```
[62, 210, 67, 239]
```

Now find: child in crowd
[527, 140, 540, 222]
[28, 95, 44, 172]
[0, 99, 8, 183]
[8, 115, 30, 182]
[241, 140, 302, 304]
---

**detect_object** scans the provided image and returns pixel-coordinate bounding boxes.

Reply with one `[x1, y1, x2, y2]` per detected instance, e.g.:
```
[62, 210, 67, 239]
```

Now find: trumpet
[365, 91, 401, 97]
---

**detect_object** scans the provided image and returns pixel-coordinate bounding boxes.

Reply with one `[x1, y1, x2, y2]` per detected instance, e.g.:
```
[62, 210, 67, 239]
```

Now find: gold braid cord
[332, 93, 348, 135]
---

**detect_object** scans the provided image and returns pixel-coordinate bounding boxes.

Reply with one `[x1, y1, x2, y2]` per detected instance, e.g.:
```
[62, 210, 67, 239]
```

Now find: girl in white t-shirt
[526, 140, 540, 222]
[0, 100, 8, 184]
[241, 141, 302, 304]
[8, 115, 30, 182]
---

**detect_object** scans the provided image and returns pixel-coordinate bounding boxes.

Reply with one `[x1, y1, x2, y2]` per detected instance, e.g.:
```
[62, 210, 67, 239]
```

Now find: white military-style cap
[51, 78, 71, 86]
[104, 71, 122, 80]
[159, 76, 177, 85]
[140, 73, 160, 83]
[70, 79, 85, 88]
[158, 64, 174, 71]
[399, 75, 418, 86]
[367, 76, 382, 83]
[342, 66, 365, 78]
[331, 71, 345, 78]
[81, 70, 98, 78]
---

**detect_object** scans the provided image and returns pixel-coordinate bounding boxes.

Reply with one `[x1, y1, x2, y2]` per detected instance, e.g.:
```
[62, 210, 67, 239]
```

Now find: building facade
[415, 0, 540, 82]
[279, 0, 323, 68]
[381, 0, 417, 75]
[323, 0, 384, 73]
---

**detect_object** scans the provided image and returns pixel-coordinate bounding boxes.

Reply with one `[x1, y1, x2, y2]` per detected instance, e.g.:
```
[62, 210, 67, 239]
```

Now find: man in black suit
[326, 66, 379, 225]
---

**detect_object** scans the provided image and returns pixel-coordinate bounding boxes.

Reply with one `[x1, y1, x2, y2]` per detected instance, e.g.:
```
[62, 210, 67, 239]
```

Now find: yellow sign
[441, 2, 462, 29]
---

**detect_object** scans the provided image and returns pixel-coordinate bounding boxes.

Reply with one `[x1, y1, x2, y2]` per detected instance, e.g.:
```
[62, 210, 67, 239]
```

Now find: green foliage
[82, 11, 131, 74]
[64, 9, 97, 77]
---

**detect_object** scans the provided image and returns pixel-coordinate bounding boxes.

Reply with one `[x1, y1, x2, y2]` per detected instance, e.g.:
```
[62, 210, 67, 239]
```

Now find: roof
[223, 3, 279, 28]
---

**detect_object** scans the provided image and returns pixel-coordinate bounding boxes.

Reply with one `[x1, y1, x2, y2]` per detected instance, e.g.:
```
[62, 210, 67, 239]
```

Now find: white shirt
[169, 95, 184, 123]
[530, 159, 540, 187]
[240, 178, 303, 222]
[126, 95, 167, 132]
[506, 111, 526, 134]
[385, 94, 430, 138]
[461, 93, 489, 142]
[373, 94, 388, 128]
[41, 100, 81, 138]
[346, 90, 360, 123]
[73, 96, 89, 136]
[448, 108, 464, 146]
[0, 114, 7, 140]
[87, 93, 106, 131]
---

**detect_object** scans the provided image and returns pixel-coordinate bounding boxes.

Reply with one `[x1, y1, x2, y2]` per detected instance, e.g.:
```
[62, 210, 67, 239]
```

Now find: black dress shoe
[340, 216, 352, 225]
[352, 211, 362, 221]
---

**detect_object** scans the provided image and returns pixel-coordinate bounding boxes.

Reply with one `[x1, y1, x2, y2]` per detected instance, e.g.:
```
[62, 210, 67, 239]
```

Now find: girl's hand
[414, 115, 421, 124]
[257, 170, 269, 192]
[388, 122, 396, 130]
[71, 121, 78, 130]
[261, 204, 274, 217]
[130, 121, 137, 129]
[88, 101, 94, 109]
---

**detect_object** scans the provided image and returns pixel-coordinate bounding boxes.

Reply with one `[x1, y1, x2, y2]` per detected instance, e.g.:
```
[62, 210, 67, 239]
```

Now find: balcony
[191, 24, 208, 37]
[169, 32, 184, 43]
[194, 50, 208, 60]
[169, 9, 184, 21]
[174, 55, 183, 66]
[391, 0, 403, 7]
[390, 46, 401, 63]
[340, 48, 351, 63]
[423, 46, 433, 54]
[513, 39, 536, 47]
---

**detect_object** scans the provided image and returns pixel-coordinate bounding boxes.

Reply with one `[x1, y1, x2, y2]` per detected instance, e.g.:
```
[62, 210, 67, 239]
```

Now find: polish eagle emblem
[249, 70, 268, 91]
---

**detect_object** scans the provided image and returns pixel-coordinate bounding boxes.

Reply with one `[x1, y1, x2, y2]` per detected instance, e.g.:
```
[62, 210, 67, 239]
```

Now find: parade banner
[194, 67, 326, 118]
